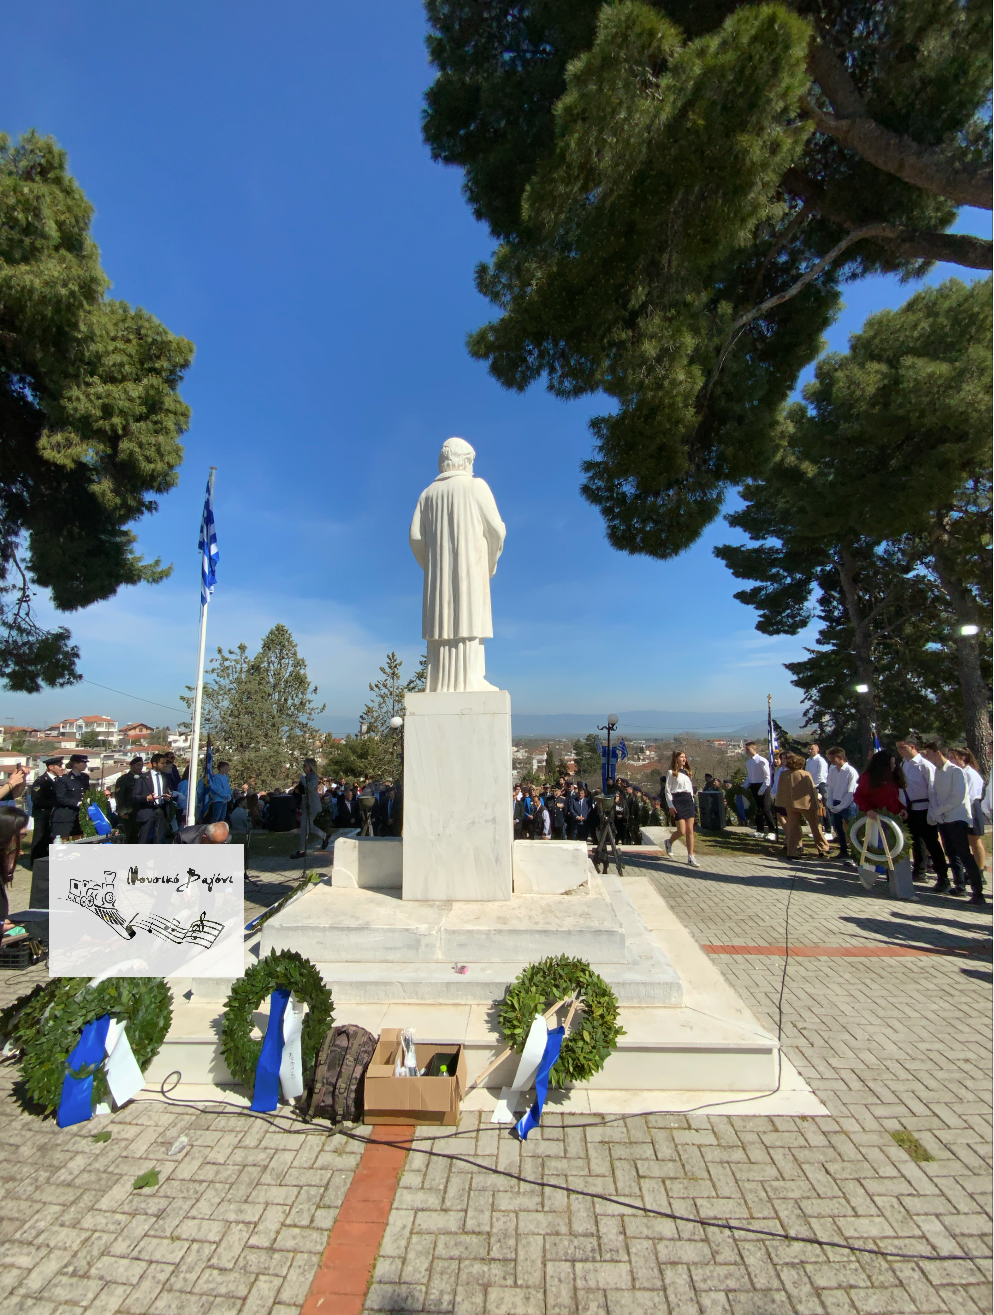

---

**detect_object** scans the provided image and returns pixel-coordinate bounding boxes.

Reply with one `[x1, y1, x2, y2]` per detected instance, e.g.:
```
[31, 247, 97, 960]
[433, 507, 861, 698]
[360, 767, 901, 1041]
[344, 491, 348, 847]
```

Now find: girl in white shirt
[950, 748, 987, 873]
[664, 750, 699, 867]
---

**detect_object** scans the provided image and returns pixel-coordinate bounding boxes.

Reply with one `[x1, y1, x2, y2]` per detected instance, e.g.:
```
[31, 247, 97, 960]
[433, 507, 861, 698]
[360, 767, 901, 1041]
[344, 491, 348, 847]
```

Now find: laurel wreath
[848, 810, 912, 863]
[0, 977, 173, 1114]
[221, 949, 333, 1094]
[498, 955, 624, 1089]
[79, 787, 115, 838]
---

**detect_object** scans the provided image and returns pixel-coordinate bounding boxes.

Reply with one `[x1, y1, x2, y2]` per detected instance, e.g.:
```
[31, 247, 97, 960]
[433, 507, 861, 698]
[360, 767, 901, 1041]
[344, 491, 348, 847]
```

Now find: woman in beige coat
[775, 754, 830, 859]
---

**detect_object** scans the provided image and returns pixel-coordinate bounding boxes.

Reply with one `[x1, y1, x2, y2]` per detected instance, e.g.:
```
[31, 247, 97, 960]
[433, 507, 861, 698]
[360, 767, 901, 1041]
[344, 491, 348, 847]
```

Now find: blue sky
[2, 1, 989, 733]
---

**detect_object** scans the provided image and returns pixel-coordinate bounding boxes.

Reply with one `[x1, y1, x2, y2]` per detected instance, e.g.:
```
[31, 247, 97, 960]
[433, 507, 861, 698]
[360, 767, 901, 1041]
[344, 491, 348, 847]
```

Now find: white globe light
[960, 624, 979, 636]
[389, 716, 403, 730]
[854, 683, 870, 694]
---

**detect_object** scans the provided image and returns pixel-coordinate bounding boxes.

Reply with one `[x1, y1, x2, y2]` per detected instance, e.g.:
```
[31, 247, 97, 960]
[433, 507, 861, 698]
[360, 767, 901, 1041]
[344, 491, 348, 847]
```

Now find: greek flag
[767, 705, 778, 771]
[618, 738, 629, 762]
[199, 475, 219, 606]
[872, 725, 882, 752]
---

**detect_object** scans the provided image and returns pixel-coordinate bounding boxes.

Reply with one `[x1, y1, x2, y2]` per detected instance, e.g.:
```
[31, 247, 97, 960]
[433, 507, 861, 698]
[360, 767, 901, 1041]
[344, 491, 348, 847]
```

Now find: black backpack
[307, 1024, 377, 1123]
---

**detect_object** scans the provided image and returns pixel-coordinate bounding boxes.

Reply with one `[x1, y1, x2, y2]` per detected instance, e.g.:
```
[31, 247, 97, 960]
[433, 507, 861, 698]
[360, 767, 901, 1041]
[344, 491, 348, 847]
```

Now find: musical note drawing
[66, 869, 223, 950]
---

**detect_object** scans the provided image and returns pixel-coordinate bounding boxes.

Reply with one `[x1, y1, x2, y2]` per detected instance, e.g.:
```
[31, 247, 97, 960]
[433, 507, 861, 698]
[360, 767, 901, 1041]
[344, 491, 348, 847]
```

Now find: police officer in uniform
[52, 753, 89, 842]
[29, 757, 64, 863]
[548, 787, 568, 840]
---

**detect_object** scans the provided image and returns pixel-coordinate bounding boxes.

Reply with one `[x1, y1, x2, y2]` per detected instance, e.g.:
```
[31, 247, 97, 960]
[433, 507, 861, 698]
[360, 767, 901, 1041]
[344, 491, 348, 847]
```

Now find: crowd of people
[1, 733, 988, 909]
[512, 777, 663, 844]
[724, 736, 989, 906]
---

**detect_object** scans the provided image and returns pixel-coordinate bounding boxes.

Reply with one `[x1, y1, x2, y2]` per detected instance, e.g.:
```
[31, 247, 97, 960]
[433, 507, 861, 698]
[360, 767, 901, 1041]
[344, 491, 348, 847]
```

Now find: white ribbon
[278, 994, 305, 1100]
[103, 1017, 145, 1107]
[492, 1015, 549, 1124]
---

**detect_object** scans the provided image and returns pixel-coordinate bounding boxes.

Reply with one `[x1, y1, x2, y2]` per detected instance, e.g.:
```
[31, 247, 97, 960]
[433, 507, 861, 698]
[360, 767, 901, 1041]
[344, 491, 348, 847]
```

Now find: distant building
[53, 715, 118, 738]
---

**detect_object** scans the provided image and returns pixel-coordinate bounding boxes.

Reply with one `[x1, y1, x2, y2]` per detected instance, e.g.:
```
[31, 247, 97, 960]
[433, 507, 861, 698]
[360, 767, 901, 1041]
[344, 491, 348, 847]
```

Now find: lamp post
[389, 715, 404, 780]
[596, 714, 619, 793]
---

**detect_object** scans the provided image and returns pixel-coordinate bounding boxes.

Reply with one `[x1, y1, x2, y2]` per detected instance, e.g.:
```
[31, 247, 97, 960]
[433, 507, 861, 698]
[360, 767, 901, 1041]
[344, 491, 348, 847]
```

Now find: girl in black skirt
[663, 750, 699, 868]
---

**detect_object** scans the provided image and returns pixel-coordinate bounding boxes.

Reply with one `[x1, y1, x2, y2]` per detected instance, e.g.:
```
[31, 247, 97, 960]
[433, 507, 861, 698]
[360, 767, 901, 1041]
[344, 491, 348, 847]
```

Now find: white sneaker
[664, 837, 673, 856]
[688, 855, 700, 868]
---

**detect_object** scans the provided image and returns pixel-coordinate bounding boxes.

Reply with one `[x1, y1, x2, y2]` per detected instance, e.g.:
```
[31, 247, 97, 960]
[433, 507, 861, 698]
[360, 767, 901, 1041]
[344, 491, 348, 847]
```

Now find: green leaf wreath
[2, 977, 173, 1114]
[498, 955, 624, 1089]
[847, 810, 912, 864]
[221, 949, 333, 1094]
[79, 788, 115, 838]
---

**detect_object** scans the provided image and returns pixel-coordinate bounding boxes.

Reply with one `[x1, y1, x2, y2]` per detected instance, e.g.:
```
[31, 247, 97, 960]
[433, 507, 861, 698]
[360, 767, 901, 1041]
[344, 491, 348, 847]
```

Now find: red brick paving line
[703, 942, 990, 958]
[300, 1124, 414, 1315]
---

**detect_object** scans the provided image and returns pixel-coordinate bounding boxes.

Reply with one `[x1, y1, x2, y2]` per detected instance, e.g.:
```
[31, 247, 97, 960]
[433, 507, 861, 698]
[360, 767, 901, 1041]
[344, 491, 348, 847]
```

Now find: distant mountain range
[321, 708, 809, 739]
[508, 709, 809, 739]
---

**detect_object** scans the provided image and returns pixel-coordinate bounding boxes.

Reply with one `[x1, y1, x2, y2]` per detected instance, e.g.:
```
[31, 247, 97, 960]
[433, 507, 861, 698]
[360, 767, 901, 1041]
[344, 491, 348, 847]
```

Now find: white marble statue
[409, 437, 506, 693]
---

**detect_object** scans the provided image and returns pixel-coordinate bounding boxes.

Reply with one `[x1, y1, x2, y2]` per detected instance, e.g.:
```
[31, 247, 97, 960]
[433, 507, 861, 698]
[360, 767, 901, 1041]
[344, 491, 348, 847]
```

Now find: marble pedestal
[402, 689, 513, 901]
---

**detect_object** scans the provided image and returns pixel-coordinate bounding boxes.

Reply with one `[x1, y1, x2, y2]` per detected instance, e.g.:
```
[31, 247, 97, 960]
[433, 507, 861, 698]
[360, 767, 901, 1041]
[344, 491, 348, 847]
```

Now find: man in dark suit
[136, 753, 173, 843]
[29, 757, 64, 862]
[373, 787, 402, 836]
[115, 757, 145, 843]
[336, 788, 359, 828]
[52, 754, 89, 841]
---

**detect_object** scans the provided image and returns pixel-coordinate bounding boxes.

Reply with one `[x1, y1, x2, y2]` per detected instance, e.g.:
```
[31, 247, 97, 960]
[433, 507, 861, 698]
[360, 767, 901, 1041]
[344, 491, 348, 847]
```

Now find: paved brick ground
[363, 846, 992, 1315]
[1, 842, 990, 1314]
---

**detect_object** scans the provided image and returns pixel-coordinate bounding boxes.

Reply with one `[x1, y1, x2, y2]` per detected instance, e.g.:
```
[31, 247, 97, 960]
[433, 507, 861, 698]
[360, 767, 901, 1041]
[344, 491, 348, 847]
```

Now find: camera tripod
[591, 796, 624, 876]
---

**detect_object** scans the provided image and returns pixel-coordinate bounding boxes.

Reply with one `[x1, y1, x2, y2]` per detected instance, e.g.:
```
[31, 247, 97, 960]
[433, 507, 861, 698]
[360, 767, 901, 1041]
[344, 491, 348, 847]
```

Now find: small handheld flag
[872, 725, 882, 752]
[199, 475, 219, 606]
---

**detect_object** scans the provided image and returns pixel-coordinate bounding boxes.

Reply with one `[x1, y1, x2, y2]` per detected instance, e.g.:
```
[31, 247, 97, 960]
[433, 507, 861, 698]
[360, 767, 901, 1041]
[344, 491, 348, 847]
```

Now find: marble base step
[144, 998, 780, 1094]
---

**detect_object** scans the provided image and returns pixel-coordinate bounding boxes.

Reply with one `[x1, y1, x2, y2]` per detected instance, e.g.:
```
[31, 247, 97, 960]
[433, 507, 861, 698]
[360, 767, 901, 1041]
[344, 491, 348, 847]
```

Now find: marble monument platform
[402, 689, 513, 901]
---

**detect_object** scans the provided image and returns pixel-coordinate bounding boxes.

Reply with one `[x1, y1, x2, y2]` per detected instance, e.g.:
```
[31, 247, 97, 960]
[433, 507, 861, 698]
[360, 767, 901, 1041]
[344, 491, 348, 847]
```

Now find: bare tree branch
[806, 41, 992, 210]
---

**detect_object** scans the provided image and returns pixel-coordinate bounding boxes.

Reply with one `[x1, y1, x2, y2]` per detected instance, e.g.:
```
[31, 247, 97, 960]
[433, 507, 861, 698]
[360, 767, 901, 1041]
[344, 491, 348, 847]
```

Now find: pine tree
[0, 132, 193, 690]
[715, 278, 991, 769]
[186, 625, 324, 789]
[544, 746, 557, 781]
[424, 1, 991, 557]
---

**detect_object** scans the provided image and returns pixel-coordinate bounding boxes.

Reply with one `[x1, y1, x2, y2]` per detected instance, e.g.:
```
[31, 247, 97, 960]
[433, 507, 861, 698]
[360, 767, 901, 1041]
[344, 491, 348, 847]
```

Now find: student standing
[895, 738, 948, 884]
[825, 747, 859, 866]
[744, 741, 776, 839]
[664, 750, 699, 868]
[923, 743, 985, 904]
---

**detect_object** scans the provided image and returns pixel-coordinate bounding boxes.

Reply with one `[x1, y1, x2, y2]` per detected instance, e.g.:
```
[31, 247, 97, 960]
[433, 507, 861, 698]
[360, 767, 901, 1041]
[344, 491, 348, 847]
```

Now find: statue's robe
[409, 471, 505, 691]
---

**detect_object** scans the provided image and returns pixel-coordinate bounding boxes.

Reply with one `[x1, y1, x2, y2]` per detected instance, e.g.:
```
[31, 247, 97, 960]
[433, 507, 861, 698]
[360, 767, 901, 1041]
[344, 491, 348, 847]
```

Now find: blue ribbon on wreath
[58, 1013, 111, 1128]
[250, 987, 290, 1112]
[515, 1025, 564, 1141]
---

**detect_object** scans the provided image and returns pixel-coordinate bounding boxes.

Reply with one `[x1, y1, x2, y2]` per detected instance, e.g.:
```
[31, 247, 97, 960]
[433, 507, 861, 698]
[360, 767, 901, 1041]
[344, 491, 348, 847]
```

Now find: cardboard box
[363, 1028, 467, 1125]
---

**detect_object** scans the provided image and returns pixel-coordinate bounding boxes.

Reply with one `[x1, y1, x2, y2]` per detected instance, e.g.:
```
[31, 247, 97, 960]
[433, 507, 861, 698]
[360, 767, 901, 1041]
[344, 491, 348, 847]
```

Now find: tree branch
[782, 169, 992, 269]
[806, 41, 992, 210]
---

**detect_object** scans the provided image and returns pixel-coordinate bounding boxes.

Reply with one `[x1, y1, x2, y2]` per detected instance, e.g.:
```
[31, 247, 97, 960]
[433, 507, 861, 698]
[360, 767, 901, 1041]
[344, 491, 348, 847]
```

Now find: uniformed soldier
[52, 753, 89, 842]
[29, 757, 64, 863]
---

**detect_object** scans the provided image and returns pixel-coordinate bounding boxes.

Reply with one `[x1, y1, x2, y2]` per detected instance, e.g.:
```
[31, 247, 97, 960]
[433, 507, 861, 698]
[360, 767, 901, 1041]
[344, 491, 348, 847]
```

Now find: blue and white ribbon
[58, 1013, 111, 1128]
[250, 991, 305, 1112]
[87, 803, 112, 836]
[515, 1026, 564, 1141]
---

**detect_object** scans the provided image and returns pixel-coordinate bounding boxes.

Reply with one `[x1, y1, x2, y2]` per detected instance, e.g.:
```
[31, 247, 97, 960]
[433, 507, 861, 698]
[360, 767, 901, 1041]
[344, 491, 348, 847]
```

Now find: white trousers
[426, 638, 497, 692]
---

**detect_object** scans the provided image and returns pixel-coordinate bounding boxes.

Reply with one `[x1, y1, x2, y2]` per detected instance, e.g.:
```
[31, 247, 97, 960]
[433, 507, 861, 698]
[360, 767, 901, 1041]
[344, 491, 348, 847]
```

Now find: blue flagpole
[187, 468, 218, 825]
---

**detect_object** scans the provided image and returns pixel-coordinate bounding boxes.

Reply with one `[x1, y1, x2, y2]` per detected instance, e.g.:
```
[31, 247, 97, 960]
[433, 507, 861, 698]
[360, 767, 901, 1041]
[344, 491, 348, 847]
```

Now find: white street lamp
[960, 624, 979, 636]
[855, 684, 870, 694]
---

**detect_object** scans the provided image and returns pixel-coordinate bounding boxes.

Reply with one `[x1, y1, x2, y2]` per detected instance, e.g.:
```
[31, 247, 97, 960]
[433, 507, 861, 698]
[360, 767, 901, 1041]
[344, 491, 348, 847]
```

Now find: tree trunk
[835, 547, 875, 765]
[931, 546, 993, 779]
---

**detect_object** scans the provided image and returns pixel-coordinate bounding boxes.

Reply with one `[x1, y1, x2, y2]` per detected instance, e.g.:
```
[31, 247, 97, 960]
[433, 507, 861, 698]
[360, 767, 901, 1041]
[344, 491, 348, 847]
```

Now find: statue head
[438, 436, 475, 474]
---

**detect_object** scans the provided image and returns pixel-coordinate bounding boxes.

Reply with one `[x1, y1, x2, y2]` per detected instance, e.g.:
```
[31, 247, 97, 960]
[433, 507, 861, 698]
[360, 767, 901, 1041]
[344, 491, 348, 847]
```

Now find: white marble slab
[402, 689, 513, 901]
[512, 840, 589, 893]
